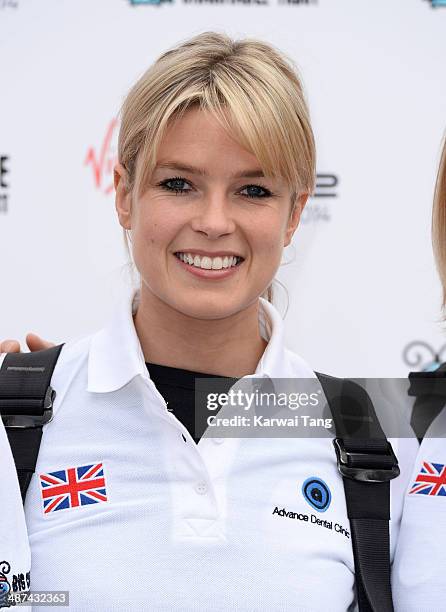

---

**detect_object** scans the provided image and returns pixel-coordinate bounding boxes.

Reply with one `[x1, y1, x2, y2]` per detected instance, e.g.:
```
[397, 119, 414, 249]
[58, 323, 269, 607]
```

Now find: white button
[195, 481, 208, 495]
[213, 438, 224, 444]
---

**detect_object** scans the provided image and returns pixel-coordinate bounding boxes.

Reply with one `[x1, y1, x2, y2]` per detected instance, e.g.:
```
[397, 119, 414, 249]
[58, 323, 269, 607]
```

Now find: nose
[190, 191, 236, 239]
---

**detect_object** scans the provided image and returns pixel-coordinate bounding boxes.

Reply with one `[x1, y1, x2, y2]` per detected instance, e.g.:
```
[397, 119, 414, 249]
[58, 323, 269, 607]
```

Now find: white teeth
[176, 252, 241, 270]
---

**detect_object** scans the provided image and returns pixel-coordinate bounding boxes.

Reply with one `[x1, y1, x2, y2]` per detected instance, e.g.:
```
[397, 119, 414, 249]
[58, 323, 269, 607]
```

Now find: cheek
[133, 210, 172, 252]
[131, 219, 163, 278]
[132, 225, 157, 262]
[131, 208, 185, 278]
[253, 222, 285, 263]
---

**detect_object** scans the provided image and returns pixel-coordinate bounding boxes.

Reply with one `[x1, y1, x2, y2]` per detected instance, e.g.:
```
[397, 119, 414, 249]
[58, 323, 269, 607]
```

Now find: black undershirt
[146, 362, 236, 444]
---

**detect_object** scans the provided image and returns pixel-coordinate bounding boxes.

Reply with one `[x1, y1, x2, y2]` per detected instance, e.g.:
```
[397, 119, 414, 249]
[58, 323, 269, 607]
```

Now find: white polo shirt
[0, 401, 31, 610]
[22, 286, 417, 611]
[392, 406, 446, 611]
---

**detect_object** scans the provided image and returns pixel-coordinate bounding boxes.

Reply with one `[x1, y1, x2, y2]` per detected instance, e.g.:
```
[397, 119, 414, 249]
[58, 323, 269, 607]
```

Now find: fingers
[0, 339, 21, 353]
[0, 334, 55, 354]
[25, 333, 55, 351]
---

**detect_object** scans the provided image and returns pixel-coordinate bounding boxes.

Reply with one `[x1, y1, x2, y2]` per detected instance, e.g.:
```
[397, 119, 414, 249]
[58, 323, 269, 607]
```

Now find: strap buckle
[333, 438, 400, 483]
[1, 386, 55, 429]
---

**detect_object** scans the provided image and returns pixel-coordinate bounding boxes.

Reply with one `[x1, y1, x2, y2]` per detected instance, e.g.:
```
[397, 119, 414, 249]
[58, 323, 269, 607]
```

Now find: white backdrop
[1, 0, 446, 377]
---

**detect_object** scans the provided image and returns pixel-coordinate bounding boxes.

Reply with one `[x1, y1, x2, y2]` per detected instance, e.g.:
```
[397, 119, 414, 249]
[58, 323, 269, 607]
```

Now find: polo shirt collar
[255, 298, 300, 380]
[87, 285, 304, 393]
[87, 286, 147, 393]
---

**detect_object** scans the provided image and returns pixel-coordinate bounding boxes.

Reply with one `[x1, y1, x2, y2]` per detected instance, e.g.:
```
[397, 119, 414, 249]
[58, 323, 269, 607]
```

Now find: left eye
[240, 185, 272, 199]
[158, 177, 192, 194]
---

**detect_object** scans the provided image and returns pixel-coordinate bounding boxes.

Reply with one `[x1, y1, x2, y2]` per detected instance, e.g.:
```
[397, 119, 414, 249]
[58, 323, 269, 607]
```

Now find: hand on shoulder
[0, 333, 54, 353]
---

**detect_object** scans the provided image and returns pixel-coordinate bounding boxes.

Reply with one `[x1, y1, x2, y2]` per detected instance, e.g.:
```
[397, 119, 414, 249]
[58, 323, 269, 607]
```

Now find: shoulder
[51, 333, 95, 384]
[0, 334, 94, 384]
[53, 333, 93, 374]
[391, 408, 446, 610]
[0, 335, 96, 422]
[406, 406, 446, 491]
[49, 333, 95, 416]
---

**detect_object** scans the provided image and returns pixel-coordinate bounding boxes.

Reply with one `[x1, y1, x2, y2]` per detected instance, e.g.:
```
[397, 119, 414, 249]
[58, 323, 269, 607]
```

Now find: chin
[173, 295, 248, 320]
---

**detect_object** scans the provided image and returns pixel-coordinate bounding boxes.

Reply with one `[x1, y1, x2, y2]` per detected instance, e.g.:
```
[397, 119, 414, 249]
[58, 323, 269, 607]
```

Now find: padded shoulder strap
[0, 344, 64, 501]
[316, 372, 399, 612]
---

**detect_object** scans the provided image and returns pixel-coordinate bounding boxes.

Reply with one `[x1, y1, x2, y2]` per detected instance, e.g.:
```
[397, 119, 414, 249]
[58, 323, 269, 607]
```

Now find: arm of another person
[0, 416, 32, 608]
[0, 336, 53, 608]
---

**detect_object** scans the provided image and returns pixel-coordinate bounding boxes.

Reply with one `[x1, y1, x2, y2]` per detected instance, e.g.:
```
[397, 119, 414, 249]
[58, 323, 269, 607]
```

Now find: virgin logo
[84, 118, 119, 195]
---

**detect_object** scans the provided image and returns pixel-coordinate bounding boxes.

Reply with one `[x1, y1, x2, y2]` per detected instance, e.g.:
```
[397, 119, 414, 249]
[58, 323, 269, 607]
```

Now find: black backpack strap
[408, 362, 446, 443]
[316, 372, 400, 612]
[0, 344, 64, 502]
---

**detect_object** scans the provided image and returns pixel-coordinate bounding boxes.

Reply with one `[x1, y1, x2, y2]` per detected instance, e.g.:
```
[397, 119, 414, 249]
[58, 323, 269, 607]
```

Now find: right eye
[156, 176, 192, 195]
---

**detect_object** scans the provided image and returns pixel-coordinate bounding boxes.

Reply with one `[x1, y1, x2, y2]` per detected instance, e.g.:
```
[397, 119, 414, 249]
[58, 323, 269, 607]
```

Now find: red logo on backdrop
[84, 118, 119, 195]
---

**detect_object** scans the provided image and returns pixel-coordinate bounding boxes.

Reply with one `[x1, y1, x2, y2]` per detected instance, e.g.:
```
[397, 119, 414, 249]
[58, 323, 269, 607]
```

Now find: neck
[133, 286, 268, 378]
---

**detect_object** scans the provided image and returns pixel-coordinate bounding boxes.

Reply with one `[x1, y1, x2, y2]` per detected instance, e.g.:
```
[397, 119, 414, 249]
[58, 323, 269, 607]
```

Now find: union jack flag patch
[409, 461, 446, 497]
[39, 463, 108, 514]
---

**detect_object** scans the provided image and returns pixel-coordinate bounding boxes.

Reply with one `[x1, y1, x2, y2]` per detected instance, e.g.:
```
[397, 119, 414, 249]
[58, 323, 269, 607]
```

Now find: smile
[174, 252, 243, 270]
[173, 251, 244, 279]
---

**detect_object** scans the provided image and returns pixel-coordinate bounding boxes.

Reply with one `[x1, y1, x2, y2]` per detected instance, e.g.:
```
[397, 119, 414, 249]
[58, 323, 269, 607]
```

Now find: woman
[392, 137, 446, 611]
[0, 31, 417, 611]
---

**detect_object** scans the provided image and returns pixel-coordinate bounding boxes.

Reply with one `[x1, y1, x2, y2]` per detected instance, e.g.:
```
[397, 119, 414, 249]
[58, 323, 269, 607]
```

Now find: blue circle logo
[302, 477, 331, 512]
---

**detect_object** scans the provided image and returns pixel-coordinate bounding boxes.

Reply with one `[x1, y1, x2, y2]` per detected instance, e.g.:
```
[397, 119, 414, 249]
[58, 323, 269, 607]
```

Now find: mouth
[173, 252, 244, 271]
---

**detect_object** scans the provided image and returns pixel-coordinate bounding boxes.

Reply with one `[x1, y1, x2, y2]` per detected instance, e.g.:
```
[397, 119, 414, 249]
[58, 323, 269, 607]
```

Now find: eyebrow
[154, 160, 266, 179]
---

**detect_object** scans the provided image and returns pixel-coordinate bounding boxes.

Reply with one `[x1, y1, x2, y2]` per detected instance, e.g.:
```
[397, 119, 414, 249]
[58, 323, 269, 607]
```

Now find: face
[115, 107, 308, 320]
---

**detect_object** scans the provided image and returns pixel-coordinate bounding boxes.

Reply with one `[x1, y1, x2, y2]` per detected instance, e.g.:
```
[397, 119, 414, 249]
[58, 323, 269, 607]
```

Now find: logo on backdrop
[85, 119, 118, 195]
[426, 0, 446, 7]
[300, 173, 338, 225]
[0, 155, 10, 214]
[278, 0, 317, 4]
[0, 0, 18, 8]
[128, 0, 172, 5]
[181, 0, 316, 4]
[129, 0, 318, 5]
[402, 340, 446, 372]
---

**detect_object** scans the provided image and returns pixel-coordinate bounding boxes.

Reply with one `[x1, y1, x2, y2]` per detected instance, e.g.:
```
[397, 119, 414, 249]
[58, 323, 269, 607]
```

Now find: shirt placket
[140, 375, 237, 543]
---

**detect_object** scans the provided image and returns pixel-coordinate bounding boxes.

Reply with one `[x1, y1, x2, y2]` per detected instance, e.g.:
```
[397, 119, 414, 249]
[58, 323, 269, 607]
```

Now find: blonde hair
[118, 31, 316, 305]
[432, 135, 446, 312]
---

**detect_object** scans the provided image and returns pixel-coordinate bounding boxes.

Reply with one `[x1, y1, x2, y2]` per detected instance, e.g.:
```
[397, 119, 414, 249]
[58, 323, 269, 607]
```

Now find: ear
[114, 162, 132, 230]
[284, 192, 309, 247]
